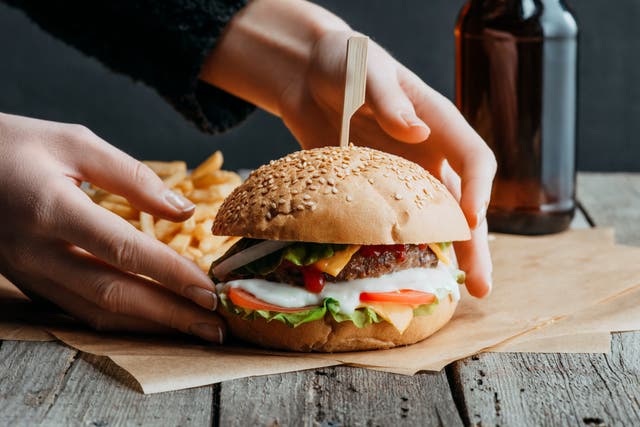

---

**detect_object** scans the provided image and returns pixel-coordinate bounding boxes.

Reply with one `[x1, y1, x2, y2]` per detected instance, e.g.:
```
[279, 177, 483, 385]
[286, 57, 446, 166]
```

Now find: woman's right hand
[0, 112, 225, 343]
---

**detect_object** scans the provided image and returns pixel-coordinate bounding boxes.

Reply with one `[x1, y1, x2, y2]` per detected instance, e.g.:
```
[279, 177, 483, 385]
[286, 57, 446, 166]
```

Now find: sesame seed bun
[212, 146, 470, 244]
[218, 294, 458, 352]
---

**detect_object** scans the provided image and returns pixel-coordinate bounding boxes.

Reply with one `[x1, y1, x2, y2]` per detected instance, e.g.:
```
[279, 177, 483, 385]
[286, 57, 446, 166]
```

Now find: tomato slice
[359, 289, 436, 305]
[228, 288, 314, 313]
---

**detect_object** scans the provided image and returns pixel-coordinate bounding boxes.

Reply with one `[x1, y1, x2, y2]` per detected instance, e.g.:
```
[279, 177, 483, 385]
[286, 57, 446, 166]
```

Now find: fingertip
[400, 112, 428, 131]
[397, 112, 430, 143]
[161, 190, 196, 221]
[467, 275, 492, 298]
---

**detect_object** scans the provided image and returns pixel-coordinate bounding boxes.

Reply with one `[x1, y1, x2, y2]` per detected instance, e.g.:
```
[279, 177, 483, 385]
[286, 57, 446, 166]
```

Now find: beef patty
[264, 244, 438, 285]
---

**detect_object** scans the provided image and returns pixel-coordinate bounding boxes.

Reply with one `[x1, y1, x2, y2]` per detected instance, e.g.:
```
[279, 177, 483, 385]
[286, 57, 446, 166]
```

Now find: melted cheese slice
[361, 302, 415, 334]
[314, 245, 361, 276]
[428, 243, 450, 265]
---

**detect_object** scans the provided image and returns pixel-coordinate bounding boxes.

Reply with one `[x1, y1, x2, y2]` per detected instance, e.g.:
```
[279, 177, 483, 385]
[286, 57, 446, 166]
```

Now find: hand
[201, 0, 496, 297]
[0, 113, 225, 342]
[278, 31, 496, 297]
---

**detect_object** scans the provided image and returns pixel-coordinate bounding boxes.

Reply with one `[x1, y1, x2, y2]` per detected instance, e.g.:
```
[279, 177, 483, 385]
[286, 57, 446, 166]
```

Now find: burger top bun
[213, 146, 470, 244]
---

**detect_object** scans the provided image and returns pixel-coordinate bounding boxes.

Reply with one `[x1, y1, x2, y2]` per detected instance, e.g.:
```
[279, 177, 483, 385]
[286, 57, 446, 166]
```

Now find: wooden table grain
[1, 172, 637, 427]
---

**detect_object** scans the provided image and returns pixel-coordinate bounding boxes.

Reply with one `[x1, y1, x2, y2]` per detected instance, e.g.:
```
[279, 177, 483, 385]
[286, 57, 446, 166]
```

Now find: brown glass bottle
[456, 0, 578, 234]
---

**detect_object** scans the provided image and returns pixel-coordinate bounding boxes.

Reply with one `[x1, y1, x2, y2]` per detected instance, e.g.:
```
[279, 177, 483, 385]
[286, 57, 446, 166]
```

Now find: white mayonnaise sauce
[218, 263, 461, 314]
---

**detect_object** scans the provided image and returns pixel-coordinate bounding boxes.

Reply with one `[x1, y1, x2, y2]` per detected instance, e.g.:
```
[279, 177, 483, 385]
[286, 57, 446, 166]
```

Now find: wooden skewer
[339, 36, 369, 147]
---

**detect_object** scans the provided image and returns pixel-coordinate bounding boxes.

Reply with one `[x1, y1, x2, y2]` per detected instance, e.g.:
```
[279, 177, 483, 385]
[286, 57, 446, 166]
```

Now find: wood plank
[0, 341, 76, 425]
[0, 340, 214, 425]
[578, 172, 640, 244]
[220, 366, 462, 426]
[43, 353, 214, 426]
[450, 172, 640, 426]
[451, 335, 640, 426]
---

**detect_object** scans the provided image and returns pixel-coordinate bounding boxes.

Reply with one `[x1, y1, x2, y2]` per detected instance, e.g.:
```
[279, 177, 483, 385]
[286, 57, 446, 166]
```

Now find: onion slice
[212, 240, 293, 280]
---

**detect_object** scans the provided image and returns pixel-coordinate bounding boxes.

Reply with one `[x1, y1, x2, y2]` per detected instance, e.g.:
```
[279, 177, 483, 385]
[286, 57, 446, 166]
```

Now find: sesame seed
[394, 193, 403, 200]
[327, 178, 336, 186]
[346, 195, 353, 202]
[303, 194, 311, 200]
[296, 205, 304, 211]
[368, 178, 374, 185]
[331, 187, 339, 194]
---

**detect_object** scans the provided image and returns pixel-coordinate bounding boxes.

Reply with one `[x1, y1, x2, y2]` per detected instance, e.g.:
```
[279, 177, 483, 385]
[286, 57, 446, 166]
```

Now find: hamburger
[209, 146, 470, 352]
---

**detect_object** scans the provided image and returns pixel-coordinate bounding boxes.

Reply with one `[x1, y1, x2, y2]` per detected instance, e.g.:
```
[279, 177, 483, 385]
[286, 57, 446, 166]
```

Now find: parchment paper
[1, 228, 639, 393]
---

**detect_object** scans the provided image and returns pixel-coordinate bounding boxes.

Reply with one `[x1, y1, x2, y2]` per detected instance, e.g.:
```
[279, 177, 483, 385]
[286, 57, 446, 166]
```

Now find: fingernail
[184, 286, 217, 311]
[189, 323, 224, 344]
[475, 203, 489, 228]
[164, 190, 195, 212]
[400, 112, 428, 129]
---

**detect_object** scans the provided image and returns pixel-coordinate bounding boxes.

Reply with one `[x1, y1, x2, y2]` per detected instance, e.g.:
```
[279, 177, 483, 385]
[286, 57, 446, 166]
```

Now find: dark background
[1, 1, 638, 171]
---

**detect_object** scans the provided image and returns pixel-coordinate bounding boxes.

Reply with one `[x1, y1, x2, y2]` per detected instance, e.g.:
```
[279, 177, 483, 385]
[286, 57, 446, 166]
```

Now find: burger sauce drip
[359, 244, 408, 262]
[302, 267, 325, 293]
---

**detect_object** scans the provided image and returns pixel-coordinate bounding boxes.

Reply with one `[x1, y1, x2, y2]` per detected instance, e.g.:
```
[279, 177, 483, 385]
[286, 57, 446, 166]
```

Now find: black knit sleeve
[4, 0, 255, 133]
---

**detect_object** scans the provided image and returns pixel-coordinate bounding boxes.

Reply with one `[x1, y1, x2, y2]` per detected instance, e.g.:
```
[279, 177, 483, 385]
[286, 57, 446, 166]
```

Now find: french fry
[186, 246, 203, 259]
[143, 160, 187, 177]
[174, 178, 194, 194]
[199, 235, 228, 253]
[197, 253, 218, 272]
[127, 219, 141, 229]
[140, 212, 156, 238]
[181, 215, 196, 233]
[192, 170, 242, 189]
[210, 237, 241, 260]
[92, 152, 241, 272]
[191, 151, 223, 180]
[99, 200, 138, 220]
[194, 202, 222, 221]
[188, 184, 236, 203]
[154, 219, 182, 243]
[102, 193, 129, 205]
[194, 219, 214, 241]
[168, 233, 192, 254]
[163, 170, 188, 188]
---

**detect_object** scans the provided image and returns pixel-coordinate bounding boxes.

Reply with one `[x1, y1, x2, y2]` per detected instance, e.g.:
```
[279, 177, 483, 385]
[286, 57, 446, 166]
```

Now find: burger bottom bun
[219, 295, 458, 352]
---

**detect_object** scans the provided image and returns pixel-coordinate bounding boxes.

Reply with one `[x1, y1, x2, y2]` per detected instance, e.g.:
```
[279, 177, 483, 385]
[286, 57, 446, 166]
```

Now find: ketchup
[359, 244, 407, 262]
[302, 267, 325, 293]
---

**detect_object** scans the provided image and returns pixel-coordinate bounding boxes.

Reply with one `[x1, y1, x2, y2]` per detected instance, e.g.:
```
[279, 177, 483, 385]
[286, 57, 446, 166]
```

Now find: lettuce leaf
[438, 241, 452, 251]
[219, 293, 439, 329]
[211, 239, 347, 279]
[413, 301, 439, 316]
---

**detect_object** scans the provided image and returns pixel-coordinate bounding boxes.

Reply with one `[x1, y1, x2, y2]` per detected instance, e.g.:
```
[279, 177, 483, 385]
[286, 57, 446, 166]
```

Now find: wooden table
[1, 173, 638, 426]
